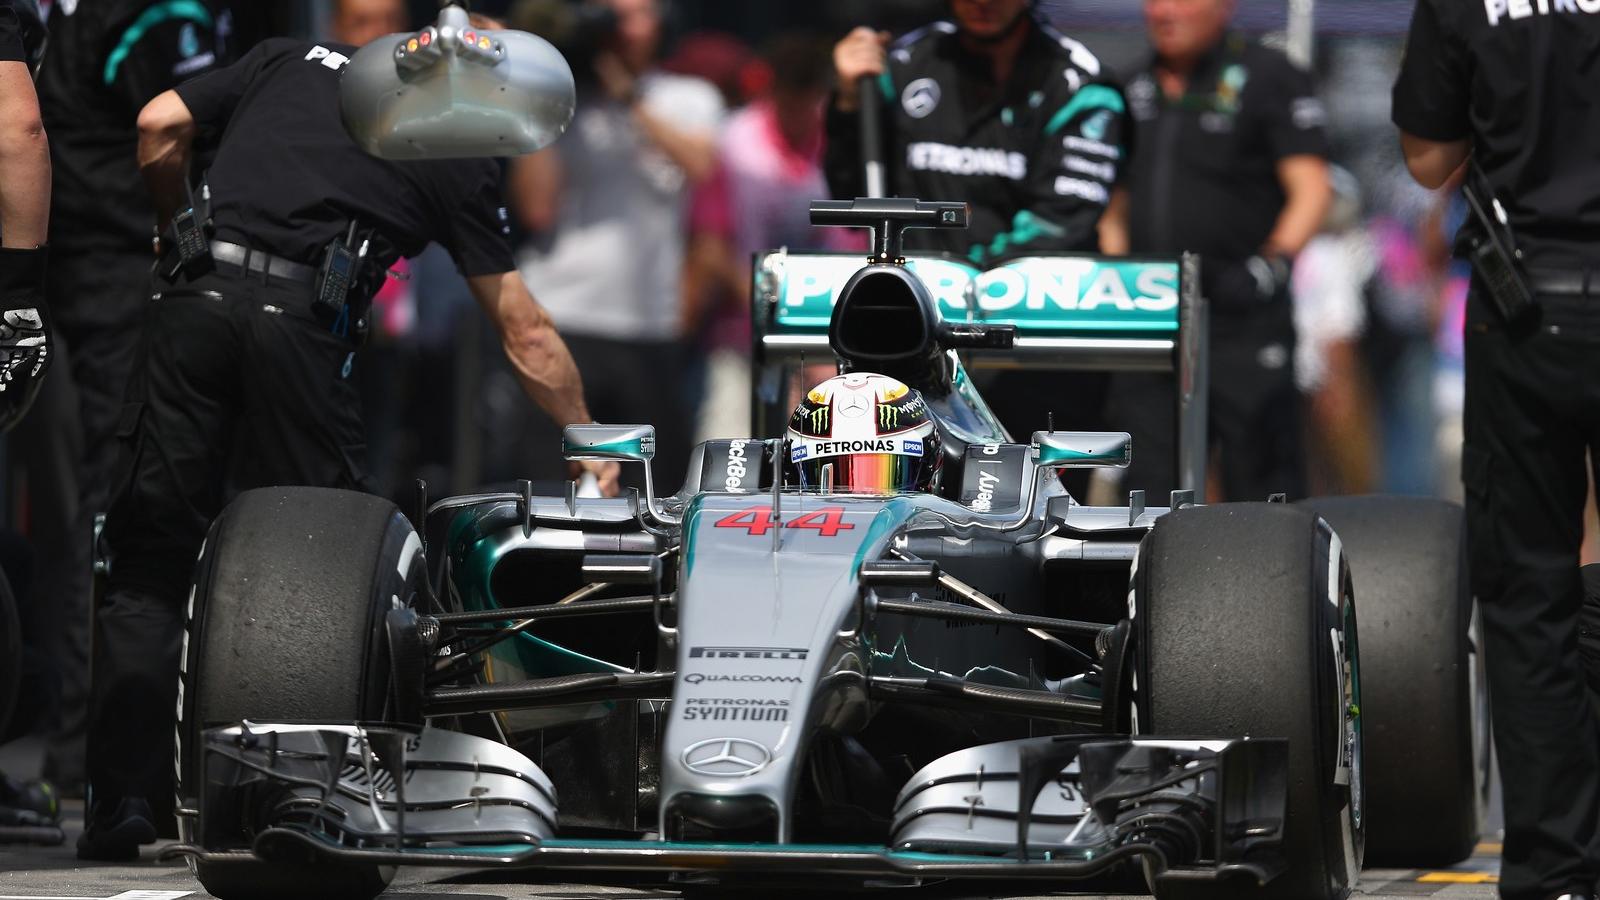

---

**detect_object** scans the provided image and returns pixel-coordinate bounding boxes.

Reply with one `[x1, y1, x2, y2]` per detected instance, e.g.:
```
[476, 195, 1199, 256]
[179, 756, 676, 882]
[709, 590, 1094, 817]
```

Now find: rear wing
[750, 251, 1208, 496]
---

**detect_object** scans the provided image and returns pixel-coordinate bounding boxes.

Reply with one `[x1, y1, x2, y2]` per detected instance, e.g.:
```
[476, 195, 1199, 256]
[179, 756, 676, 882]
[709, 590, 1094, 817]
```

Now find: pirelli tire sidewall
[175, 486, 421, 898]
[1131, 503, 1362, 900]
[1297, 495, 1479, 867]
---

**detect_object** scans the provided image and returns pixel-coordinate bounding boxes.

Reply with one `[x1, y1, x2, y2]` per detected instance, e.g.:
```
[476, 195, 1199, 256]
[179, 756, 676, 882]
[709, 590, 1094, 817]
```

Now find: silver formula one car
[167, 199, 1486, 900]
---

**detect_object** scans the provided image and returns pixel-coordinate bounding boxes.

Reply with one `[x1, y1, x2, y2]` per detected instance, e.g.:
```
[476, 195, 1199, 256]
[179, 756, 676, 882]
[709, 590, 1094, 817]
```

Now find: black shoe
[75, 797, 157, 861]
[0, 776, 64, 845]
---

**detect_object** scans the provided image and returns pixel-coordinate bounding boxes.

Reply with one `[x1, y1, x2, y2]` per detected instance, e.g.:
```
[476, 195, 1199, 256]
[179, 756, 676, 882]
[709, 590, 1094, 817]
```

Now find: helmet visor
[794, 452, 928, 495]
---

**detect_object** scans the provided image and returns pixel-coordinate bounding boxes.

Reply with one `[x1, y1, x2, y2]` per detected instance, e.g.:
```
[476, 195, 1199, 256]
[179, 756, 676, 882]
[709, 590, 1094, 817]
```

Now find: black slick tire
[1133, 503, 1362, 900]
[176, 486, 424, 900]
[1298, 495, 1482, 867]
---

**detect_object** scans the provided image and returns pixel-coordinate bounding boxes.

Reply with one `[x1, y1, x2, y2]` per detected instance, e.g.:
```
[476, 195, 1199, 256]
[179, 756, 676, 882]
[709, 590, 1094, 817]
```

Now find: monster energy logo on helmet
[878, 395, 927, 432]
[809, 405, 830, 432]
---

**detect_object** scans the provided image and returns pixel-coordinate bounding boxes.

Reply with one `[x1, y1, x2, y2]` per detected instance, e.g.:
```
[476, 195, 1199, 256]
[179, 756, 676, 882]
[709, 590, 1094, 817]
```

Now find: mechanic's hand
[1203, 255, 1292, 311]
[0, 247, 52, 434]
[1244, 253, 1293, 299]
[833, 28, 890, 113]
[593, 51, 639, 105]
[573, 459, 622, 498]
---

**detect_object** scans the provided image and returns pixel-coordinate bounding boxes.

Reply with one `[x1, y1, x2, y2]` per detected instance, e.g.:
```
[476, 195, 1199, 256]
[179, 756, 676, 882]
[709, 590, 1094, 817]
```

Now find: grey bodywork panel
[340, 6, 576, 160]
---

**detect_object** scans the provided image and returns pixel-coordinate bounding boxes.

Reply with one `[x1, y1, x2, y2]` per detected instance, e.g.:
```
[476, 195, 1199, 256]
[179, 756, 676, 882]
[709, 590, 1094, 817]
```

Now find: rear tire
[1134, 504, 1362, 900]
[1298, 495, 1482, 867]
[177, 486, 423, 900]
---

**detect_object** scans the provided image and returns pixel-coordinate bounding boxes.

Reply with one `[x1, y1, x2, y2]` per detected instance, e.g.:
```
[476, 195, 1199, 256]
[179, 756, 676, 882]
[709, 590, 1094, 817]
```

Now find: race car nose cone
[665, 790, 780, 832]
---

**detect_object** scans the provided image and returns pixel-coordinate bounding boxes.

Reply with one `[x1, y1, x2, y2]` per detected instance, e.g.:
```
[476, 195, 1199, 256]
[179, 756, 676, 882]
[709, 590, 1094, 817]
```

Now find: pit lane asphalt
[0, 739, 1506, 899]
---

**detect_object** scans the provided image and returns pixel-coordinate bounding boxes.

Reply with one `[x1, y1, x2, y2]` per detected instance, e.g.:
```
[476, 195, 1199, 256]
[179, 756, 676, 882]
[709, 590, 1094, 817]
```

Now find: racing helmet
[786, 373, 941, 495]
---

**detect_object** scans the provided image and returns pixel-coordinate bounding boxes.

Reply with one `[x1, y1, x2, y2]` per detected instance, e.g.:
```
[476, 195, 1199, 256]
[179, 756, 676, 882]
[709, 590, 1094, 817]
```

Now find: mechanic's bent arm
[0, 60, 49, 249]
[469, 271, 592, 428]
[469, 272, 621, 495]
[1399, 132, 1470, 191]
[137, 89, 197, 232]
[1265, 154, 1333, 258]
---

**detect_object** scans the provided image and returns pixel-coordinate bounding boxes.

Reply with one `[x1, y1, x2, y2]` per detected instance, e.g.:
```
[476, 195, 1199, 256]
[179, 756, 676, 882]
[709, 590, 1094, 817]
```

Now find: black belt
[209, 240, 316, 286]
[1527, 268, 1599, 297]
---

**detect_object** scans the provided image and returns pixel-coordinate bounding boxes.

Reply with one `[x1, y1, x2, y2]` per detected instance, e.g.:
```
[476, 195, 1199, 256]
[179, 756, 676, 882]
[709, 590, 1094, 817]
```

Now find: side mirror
[340, 4, 576, 160]
[562, 424, 656, 463]
[563, 425, 678, 526]
[1030, 431, 1133, 469]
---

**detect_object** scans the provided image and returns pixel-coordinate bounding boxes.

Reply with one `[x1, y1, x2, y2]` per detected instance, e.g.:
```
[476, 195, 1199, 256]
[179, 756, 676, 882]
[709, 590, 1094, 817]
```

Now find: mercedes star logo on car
[681, 738, 771, 777]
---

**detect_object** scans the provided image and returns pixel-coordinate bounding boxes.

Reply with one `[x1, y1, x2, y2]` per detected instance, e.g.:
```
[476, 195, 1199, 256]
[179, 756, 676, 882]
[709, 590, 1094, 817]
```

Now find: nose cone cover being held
[786, 373, 941, 495]
[340, 5, 576, 160]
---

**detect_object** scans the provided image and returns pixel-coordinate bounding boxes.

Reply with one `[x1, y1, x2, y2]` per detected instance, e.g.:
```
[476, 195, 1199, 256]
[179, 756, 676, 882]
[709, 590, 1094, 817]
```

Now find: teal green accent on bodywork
[970, 210, 1066, 265]
[564, 436, 647, 460]
[679, 493, 708, 577]
[849, 498, 918, 574]
[877, 71, 894, 103]
[938, 357, 1008, 445]
[766, 253, 1180, 337]
[104, 0, 213, 85]
[539, 838, 1062, 863]
[1035, 444, 1128, 466]
[1043, 84, 1126, 136]
[303, 832, 1100, 864]
[448, 502, 623, 681]
[870, 634, 938, 679]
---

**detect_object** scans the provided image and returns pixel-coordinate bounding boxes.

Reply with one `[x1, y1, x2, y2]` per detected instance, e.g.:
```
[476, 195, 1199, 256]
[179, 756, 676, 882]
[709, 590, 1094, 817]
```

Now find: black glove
[0, 247, 52, 434]
[1203, 254, 1292, 311]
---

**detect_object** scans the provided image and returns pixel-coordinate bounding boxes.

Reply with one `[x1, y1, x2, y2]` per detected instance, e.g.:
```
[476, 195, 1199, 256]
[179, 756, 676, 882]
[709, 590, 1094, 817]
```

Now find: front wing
[174, 723, 1289, 891]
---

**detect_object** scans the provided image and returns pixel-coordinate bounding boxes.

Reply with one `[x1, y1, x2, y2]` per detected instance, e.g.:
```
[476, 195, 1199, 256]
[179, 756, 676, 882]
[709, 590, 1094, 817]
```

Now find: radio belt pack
[1461, 164, 1538, 326]
[315, 220, 375, 342]
[163, 180, 215, 278]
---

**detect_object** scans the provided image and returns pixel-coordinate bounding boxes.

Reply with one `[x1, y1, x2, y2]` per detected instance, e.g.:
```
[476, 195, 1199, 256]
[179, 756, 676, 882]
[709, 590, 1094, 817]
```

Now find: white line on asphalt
[0, 891, 192, 900]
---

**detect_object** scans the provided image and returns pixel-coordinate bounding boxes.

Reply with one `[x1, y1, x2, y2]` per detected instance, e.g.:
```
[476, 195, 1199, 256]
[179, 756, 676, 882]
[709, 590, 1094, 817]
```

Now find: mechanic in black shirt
[25, 0, 235, 799]
[1393, 5, 1600, 899]
[78, 34, 619, 859]
[0, 0, 49, 427]
[823, 0, 1128, 447]
[1100, 0, 1330, 502]
[0, 0, 64, 848]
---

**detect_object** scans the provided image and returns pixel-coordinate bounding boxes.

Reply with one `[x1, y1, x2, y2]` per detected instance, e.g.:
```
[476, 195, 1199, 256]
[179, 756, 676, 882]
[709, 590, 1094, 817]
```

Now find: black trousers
[1105, 301, 1305, 502]
[1464, 287, 1600, 900]
[11, 251, 149, 786]
[87, 266, 369, 809]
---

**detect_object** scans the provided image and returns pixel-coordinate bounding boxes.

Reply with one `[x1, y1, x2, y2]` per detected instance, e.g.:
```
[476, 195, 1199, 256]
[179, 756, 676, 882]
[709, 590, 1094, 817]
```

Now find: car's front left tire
[177, 486, 424, 900]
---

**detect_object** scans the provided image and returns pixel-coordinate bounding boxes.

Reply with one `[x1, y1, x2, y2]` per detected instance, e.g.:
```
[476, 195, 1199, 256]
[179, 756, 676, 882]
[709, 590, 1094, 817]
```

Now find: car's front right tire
[1133, 503, 1362, 900]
